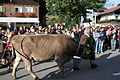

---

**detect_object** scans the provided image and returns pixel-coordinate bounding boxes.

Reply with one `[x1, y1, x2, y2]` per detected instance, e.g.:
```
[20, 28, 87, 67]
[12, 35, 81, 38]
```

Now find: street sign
[86, 9, 93, 12]
[86, 9, 93, 20]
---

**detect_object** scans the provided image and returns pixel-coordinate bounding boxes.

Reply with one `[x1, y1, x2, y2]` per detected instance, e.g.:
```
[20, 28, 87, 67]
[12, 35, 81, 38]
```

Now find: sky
[104, 0, 120, 9]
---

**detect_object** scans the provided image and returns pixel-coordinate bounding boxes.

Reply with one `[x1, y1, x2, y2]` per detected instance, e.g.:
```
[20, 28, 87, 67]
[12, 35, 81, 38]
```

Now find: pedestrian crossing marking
[113, 72, 120, 76]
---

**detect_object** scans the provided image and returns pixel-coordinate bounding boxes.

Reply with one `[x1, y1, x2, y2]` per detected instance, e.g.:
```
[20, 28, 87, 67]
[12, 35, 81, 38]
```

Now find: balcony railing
[14, 12, 25, 17]
[25, 13, 37, 17]
[14, 12, 37, 17]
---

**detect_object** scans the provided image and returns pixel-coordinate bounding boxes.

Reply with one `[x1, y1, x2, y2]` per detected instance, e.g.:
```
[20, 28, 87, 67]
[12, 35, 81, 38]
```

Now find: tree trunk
[39, 0, 48, 27]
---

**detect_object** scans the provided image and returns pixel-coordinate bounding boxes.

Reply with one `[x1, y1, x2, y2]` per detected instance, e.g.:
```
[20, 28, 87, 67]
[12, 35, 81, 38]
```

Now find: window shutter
[33, 8, 37, 13]
[2, 7, 5, 12]
[22, 7, 26, 13]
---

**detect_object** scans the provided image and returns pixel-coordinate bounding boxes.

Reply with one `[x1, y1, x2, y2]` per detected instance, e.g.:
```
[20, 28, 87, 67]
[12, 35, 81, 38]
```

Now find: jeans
[95, 39, 99, 53]
[118, 39, 120, 51]
[111, 39, 116, 51]
[98, 40, 104, 53]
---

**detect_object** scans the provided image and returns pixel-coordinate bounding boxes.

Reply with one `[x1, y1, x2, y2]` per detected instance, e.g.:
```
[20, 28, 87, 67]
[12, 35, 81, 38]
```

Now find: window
[14, 7, 22, 13]
[26, 7, 33, 13]
[0, 6, 2, 12]
[115, 15, 119, 20]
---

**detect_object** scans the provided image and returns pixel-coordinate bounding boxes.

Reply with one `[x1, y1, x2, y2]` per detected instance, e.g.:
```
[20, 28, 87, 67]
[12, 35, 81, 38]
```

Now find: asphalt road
[0, 49, 120, 80]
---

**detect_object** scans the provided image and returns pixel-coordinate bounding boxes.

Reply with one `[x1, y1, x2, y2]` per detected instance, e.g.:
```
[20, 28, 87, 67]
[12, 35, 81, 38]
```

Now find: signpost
[86, 9, 98, 27]
[86, 9, 93, 21]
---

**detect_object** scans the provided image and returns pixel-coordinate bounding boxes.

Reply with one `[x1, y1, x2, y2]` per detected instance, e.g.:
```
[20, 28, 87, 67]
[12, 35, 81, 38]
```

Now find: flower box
[14, 12, 25, 17]
[25, 13, 36, 17]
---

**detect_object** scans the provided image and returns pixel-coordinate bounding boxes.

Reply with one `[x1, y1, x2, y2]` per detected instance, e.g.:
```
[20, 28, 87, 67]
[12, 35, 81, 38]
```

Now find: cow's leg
[12, 54, 21, 80]
[23, 58, 40, 80]
[55, 59, 64, 77]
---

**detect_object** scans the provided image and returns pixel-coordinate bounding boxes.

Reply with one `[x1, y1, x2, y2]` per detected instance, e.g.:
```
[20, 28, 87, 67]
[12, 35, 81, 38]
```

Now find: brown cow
[11, 34, 78, 80]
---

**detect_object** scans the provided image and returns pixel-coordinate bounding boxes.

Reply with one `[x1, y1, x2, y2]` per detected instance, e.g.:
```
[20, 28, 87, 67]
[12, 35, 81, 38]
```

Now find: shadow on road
[0, 51, 120, 80]
[41, 52, 120, 80]
[0, 69, 10, 76]
[17, 64, 58, 79]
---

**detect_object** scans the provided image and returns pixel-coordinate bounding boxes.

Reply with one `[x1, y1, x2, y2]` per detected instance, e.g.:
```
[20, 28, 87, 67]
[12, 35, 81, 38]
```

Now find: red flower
[25, 13, 36, 17]
[14, 13, 25, 17]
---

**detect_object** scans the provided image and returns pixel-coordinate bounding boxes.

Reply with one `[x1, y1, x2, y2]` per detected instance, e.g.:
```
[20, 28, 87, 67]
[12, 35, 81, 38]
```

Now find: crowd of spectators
[0, 23, 120, 54]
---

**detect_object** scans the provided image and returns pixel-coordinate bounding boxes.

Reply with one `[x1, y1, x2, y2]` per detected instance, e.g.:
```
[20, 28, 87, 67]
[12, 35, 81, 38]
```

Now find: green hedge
[97, 20, 112, 23]
[97, 19, 120, 23]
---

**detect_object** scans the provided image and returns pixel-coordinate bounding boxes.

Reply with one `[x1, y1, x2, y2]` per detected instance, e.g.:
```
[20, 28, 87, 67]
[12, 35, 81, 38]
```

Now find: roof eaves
[98, 6, 120, 15]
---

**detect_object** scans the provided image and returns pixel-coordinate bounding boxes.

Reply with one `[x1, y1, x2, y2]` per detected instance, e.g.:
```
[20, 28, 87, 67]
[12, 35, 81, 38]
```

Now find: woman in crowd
[93, 28, 100, 54]
[98, 27, 106, 54]
[106, 27, 112, 50]
[29, 25, 35, 34]
[110, 27, 117, 51]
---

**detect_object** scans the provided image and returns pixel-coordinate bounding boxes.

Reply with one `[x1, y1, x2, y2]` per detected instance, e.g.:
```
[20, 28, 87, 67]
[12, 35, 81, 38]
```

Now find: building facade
[98, 6, 120, 21]
[0, 0, 39, 27]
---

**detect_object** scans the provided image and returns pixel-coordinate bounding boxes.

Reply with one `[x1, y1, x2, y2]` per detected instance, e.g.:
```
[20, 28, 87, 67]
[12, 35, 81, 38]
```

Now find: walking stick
[1, 44, 8, 60]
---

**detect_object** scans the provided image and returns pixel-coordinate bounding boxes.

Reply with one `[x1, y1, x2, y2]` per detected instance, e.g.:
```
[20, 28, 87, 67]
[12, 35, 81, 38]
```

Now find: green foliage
[46, 18, 59, 25]
[45, 0, 105, 26]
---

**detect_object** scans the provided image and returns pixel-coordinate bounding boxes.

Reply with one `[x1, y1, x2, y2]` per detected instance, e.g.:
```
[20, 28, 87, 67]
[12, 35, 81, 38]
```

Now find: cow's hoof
[50, 72, 56, 76]
[12, 76, 17, 80]
[91, 63, 98, 69]
[73, 66, 80, 71]
[35, 77, 40, 80]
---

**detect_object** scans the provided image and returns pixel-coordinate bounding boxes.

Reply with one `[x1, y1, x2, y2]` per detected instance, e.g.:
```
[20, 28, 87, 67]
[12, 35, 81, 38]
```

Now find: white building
[98, 6, 120, 21]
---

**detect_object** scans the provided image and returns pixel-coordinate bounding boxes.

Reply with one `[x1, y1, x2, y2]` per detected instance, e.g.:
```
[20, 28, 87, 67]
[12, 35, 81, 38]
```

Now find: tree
[0, 0, 11, 3]
[46, 0, 106, 26]
[39, 0, 48, 26]
[33, 0, 48, 26]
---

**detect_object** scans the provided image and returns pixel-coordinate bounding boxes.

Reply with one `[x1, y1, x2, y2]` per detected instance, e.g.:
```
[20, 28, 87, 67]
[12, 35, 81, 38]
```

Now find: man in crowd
[73, 27, 98, 70]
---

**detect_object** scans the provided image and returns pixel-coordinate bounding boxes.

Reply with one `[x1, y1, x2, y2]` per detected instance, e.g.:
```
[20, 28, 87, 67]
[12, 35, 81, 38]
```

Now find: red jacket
[7, 42, 12, 50]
